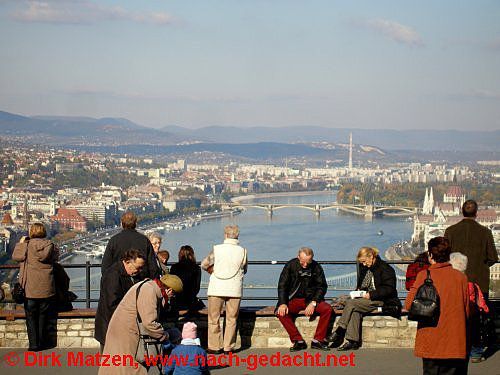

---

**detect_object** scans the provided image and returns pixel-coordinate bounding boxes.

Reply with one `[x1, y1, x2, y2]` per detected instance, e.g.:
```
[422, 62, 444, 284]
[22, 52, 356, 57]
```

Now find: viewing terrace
[1, 260, 499, 374]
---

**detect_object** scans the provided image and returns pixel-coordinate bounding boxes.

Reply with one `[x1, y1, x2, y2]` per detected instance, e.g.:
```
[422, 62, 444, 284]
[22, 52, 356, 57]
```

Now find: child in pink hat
[164, 322, 209, 374]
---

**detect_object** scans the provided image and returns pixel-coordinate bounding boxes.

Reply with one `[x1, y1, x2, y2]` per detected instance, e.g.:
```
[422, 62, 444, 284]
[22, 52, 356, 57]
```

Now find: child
[164, 322, 209, 374]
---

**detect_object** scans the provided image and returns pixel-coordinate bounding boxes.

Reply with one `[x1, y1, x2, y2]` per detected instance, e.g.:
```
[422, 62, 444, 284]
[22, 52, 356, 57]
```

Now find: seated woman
[328, 246, 401, 350]
[169, 245, 205, 312]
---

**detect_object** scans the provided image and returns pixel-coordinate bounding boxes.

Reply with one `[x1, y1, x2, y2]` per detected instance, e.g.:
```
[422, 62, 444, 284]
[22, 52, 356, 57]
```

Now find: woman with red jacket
[405, 237, 469, 375]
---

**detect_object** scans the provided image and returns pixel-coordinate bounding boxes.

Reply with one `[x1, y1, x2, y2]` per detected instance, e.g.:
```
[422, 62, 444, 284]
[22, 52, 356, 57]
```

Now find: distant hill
[0, 111, 184, 145]
[162, 125, 500, 152]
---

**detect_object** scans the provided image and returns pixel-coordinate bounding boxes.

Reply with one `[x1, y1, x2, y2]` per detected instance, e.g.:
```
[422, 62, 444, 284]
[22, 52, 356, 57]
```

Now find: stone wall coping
[0, 306, 409, 321]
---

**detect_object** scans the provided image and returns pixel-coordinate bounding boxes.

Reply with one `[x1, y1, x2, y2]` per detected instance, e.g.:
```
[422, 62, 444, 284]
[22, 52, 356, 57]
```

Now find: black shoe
[311, 341, 330, 351]
[337, 340, 360, 351]
[326, 330, 345, 348]
[223, 350, 233, 355]
[207, 348, 223, 355]
[290, 341, 307, 352]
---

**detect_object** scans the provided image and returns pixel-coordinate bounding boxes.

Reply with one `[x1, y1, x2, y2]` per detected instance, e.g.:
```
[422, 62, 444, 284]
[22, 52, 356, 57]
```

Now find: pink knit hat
[182, 322, 197, 340]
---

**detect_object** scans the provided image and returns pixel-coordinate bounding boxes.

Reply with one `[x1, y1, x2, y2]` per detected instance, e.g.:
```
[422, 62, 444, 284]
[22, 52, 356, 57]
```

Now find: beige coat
[99, 280, 167, 375]
[12, 238, 57, 299]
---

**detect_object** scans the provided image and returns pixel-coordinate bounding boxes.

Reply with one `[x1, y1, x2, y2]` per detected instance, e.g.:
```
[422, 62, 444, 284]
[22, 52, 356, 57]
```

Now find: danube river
[65, 192, 413, 306]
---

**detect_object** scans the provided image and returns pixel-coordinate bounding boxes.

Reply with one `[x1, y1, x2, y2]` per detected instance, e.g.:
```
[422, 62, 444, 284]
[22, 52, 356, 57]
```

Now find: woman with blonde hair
[327, 246, 401, 350]
[12, 223, 58, 351]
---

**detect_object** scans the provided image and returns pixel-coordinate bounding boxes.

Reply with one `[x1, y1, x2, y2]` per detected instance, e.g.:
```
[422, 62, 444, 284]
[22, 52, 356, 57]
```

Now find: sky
[0, 0, 499, 131]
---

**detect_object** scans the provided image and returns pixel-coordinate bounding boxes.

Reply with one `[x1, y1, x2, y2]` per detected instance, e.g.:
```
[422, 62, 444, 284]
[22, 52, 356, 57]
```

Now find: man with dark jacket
[444, 199, 498, 361]
[444, 200, 498, 295]
[94, 249, 146, 351]
[276, 247, 332, 351]
[101, 211, 160, 280]
[328, 247, 401, 351]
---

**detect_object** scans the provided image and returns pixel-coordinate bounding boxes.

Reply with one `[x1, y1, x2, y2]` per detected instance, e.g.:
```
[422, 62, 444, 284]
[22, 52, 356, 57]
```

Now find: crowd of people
[11, 199, 497, 375]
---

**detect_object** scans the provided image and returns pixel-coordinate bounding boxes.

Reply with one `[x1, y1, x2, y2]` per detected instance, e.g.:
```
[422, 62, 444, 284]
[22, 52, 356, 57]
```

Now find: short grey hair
[224, 225, 239, 239]
[148, 232, 162, 242]
[449, 252, 468, 273]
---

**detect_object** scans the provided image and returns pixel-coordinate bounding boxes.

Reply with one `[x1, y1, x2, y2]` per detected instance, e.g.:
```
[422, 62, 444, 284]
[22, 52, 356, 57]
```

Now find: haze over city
[1, 0, 500, 131]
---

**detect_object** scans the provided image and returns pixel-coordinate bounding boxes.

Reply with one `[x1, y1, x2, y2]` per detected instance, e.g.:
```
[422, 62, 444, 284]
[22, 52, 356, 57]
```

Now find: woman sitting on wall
[328, 246, 401, 350]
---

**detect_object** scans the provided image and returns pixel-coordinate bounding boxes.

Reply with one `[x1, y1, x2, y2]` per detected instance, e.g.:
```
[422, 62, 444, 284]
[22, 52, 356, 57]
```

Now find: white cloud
[363, 18, 423, 46]
[11, 0, 173, 25]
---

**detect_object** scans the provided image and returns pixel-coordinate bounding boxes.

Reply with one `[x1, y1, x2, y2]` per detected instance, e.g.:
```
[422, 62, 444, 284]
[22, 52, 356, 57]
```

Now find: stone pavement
[0, 348, 498, 374]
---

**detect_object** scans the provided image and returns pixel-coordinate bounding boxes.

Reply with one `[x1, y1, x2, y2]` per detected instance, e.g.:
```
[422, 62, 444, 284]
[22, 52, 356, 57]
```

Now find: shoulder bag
[408, 270, 440, 326]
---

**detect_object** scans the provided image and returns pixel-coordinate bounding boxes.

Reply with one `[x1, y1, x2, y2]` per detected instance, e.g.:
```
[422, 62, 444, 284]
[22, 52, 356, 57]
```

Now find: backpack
[408, 270, 440, 326]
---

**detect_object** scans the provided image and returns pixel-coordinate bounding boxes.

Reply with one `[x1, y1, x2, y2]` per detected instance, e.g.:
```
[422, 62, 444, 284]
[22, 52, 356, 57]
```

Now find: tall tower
[423, 188, 429, 214]
[348, 132, 353, 170]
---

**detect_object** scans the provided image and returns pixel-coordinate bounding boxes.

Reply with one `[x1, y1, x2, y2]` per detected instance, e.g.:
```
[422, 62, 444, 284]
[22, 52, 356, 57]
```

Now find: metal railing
[1, 260, 499, 308]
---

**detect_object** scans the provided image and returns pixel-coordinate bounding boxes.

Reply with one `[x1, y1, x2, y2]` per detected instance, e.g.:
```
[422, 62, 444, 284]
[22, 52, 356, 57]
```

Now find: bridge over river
[223, 202, 419, 218]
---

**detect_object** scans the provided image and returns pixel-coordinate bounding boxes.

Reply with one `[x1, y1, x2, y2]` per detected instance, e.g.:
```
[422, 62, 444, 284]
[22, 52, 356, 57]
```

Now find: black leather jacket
[277, 258, 327, 307]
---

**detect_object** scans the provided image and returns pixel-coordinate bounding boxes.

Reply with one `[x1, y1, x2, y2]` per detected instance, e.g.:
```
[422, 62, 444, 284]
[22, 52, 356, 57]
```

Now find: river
[64, 192, 413, 306]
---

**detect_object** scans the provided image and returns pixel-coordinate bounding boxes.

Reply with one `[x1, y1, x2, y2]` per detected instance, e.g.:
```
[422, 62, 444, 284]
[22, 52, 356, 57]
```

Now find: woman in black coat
[169, 245, 204, 312]
[327, 247, 401, 350]
[94, 249, 146, 351]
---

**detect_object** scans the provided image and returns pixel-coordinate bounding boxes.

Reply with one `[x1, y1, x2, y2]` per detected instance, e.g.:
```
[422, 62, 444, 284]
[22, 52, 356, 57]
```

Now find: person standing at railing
[148, 232, 170, 275]
[276, 247, 332, 351]
[405, 237, 469, 375]
[102, 211, 160, 280]
[12, 222, 58, 352]
[444, 199, 498, 359]
[201, 224, 248, 355]
[94, 249, 146, 352]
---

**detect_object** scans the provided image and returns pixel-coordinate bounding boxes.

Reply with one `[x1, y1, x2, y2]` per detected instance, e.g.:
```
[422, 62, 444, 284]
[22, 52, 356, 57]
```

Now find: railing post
[86, 260, 91, 308]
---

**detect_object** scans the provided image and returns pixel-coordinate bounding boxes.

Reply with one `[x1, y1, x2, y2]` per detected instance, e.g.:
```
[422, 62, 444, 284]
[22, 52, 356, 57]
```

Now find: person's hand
[304, 303, 315, 317]
[165, 288, 174, 298]
[206, 265, 214, 274]
[277, 304, 288, 317]
[363, 292, 371, 300]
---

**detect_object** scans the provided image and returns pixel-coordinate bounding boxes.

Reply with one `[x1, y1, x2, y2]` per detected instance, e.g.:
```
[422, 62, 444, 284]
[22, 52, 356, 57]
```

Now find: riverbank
[231, 190, 335, 203]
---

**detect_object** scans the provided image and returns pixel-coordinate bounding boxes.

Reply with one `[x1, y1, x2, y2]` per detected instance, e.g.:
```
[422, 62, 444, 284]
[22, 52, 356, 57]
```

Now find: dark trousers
[24, 297, 55, 351]
[422, 358, 468, 375]
[277, 298, 332, 342]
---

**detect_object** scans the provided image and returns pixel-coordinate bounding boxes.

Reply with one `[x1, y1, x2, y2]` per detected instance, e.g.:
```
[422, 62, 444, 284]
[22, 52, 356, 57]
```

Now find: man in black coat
[328, 247, 401, 351]
[276, 247, 332, 351]
[94, 249, 146, 351]
[444, 200, 498, 295]
[101, 211, 160, 280]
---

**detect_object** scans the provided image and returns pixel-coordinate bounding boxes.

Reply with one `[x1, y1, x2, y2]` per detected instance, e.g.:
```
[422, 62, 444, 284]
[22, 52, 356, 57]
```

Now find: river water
[64, 192, 412, 306]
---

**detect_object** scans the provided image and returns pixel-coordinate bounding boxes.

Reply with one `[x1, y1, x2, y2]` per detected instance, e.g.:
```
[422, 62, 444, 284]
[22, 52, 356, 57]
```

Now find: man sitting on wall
[276, 247, 332, 351]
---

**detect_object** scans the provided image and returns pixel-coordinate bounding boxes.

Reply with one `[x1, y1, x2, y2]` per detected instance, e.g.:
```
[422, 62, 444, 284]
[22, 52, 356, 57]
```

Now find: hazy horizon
[1, 1, 499, 131]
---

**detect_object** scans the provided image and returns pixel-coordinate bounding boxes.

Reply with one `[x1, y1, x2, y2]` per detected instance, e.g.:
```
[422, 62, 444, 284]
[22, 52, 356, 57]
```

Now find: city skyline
[1, 1, 499, 131]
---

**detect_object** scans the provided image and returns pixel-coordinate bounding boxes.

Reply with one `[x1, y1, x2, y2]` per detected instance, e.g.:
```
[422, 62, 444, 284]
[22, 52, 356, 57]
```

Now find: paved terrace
[0, 348, 498, 374]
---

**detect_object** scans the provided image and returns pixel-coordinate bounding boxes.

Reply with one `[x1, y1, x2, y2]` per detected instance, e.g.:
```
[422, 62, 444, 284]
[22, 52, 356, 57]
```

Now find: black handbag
[408, 269, 440, 326]
[13, 243, 28, 304]
[12, 282, 26, 304]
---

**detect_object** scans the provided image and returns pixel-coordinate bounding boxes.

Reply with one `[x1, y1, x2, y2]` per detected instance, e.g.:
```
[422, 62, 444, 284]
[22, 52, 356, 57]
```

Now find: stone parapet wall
[0, 315, 416, 349]
[0, 318, 100, 349]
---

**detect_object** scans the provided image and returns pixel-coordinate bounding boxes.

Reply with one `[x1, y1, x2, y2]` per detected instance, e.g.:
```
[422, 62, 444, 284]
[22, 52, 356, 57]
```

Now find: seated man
[276, 247, 332, 351]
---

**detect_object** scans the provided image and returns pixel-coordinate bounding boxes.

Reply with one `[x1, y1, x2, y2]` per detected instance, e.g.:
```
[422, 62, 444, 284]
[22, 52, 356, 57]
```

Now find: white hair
[449, 252, 468, 273]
